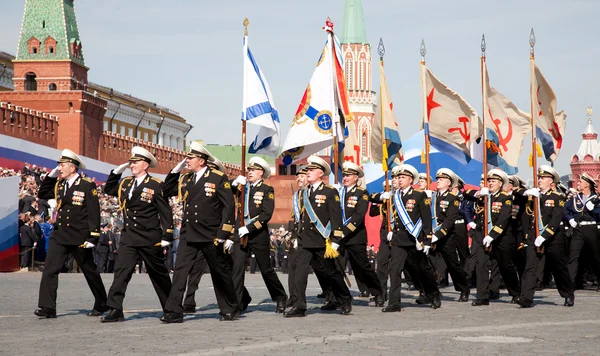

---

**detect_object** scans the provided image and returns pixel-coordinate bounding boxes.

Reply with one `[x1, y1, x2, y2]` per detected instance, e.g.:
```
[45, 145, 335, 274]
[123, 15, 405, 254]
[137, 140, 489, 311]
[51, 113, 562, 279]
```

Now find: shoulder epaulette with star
[81, 177, 94, 183]
[151, 177, 163, 184]
[500, 191, 511, 196]
[211, 169, 224, 176]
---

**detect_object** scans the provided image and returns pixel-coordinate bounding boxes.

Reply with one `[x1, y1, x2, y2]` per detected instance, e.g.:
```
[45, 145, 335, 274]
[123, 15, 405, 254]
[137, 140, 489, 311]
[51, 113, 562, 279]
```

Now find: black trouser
[342, 244, 383, 297]
[287, 248, 298, 304]
[232, 241, 287, 304]
[96, 253, 109, 273]
[106, 244, 172, 311]
[376, 240, 391, 298]
[455, 222, 470, 270]
[165, 241, 238, 315]
[474, 231, 520, 300]
[310, 254, 333, 301]
[568, 224, 600, 283]
[21, 245, 33, 268]
[38, 238, 107, 311]
[521, 235, 573, 303]
[183, 254, 207, 309]
[388, 245, 439, 306]
[434, 235, 470, 293]
[465, 235, 500, 294]
[293, 246, 351, 310]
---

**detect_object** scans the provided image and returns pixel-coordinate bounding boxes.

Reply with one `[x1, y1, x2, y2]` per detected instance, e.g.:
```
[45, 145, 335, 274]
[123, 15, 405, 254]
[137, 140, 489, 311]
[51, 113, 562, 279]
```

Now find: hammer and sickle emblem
[490, 109, 513, 152]
[548, 122, 563, 149]
[447, 116, 470, 144]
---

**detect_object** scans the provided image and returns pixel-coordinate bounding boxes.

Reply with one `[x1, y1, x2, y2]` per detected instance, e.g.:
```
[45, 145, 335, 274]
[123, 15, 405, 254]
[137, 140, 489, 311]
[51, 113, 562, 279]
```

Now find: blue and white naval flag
[242, 35, 280, 158]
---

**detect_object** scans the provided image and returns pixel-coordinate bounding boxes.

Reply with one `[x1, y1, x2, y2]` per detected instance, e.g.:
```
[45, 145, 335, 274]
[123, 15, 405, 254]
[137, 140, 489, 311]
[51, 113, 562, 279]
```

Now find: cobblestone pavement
[1, 272, 600, 355]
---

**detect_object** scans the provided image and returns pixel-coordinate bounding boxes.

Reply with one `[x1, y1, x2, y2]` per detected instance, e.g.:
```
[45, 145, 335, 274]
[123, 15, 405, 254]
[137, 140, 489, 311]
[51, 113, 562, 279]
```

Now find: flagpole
[529, 28, 542, 254]
[240, 18, 249, 248]
[379, 38, 393, 244]
[327, 18, 340, 184]
[420, 39, 431, 189]
[481, 35, 490, 243]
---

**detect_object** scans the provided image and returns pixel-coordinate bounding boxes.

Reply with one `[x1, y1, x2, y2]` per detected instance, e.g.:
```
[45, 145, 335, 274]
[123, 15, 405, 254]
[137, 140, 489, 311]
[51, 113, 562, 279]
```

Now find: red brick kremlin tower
[570, 106, 600, 187]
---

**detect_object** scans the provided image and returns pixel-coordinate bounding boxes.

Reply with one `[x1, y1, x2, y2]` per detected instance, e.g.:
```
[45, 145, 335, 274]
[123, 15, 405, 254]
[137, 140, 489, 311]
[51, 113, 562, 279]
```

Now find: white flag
[242, 36, 280, 158]
[532, 62, 565, 162]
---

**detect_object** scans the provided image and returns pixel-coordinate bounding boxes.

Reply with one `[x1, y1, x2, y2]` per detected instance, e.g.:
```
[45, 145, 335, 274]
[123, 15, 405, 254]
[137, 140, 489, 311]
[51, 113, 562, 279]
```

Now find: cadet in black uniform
[338, 161, 384, 307]
[507, 175, 528, 279]
[372, 164, 441, 312]
[430, 169, 470, 302]
[453, 177, 473, 272]
[161, 143, 239, 323]
[517, 166, 574, 308]
[467, 169, 521, 306]
[35, 149, 107, 318]
[285, 156, 352, 318]
[369, 181, 392, 301]
[565, 172, 600, 283]
[286, 165, 308, 308]
[100, 147, 174, 322]
[231, 156, 287, 313]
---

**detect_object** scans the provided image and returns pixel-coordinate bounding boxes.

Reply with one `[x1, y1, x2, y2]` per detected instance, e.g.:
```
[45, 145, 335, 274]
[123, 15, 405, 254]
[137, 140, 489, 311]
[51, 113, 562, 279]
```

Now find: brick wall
[0, 102, 58, 147]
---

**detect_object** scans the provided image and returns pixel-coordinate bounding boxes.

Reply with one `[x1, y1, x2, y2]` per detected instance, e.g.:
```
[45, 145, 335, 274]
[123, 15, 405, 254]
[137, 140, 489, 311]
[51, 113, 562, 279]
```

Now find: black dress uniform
[287, 181, 352, 316]
[372, 188, 441, 310]
[564, 192, 600, 282]
[520, 190, 574, 307]
[465, 189, 521, 304]
[456, 192, 474, 270]
[37, 174, 107, 314]
[231, 180, 287, 311]
[368, 197, 392, 300]
[511, 187, 529, 278]
[433, 190, 470, 300]
[103, 172, 174, 315]
[162, 167, 239, 320]
[339, 185, 384, 304]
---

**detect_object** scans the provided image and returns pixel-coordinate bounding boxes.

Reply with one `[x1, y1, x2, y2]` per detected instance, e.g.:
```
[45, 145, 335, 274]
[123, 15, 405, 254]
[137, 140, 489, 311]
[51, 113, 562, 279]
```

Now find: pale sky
[0, 0, 598, 179]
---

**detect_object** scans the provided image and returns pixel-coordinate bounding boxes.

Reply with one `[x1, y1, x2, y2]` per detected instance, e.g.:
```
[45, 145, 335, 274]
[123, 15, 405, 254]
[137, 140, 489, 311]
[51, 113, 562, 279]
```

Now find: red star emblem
[426, 88, 441, 120]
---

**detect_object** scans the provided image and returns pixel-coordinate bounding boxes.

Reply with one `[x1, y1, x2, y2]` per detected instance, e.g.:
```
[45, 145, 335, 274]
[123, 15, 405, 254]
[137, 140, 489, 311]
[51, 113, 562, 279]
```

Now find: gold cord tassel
[324, 238, 339, 259]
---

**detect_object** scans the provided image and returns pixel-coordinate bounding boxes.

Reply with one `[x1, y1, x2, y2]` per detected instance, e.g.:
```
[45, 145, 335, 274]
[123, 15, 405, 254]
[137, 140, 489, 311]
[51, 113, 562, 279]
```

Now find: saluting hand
[113, 162, 130, 175]
[172, 158, 187, 174]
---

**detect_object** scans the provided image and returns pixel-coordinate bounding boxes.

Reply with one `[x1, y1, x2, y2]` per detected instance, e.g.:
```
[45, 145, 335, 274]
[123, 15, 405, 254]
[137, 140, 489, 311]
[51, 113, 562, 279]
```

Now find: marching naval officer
[161, 142, 239, 323]
[35, 149, 107, 318]
[101, 147, 174, 322]
[231, 157, 288, 313]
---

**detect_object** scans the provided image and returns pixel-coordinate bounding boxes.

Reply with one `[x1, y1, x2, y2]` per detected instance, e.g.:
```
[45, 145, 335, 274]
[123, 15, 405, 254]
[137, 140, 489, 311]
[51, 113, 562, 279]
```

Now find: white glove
[425, 190, 433, 198]
[534, 236, 545, 247]
[113, 162, 129, 175]
[172, 158, 187, 174]
[238, 226, 249, 237]
[48, 166, 61, 178]
[381, 191, 392, 200]
[586, 201, 595, 211]
[468, 222, 477, 230]
[431, 235, 439, 244]
[331, 242, 339, 251]
[524, 188, 540, 197]
[423, 245, 431, 255]
[479, 188, 490, 196]
[232, 175, 247, 187]
[293, 239, 298, 249]
[415, 242, 424, 251]
[569, 219, 577, 228]
[159, 240, 171, 247]
[224, 239, 234, 251]
[386, 231, 393, 241]
[33, 242, 37, 247]
[483, 235, 494, 248]
[81, 241, 95, 249]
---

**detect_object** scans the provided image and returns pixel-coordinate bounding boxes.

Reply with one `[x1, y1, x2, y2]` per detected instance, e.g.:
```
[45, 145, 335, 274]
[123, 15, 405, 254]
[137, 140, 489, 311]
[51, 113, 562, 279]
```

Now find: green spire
[16, 0, 85, 66]
[340, 0, 367, 44]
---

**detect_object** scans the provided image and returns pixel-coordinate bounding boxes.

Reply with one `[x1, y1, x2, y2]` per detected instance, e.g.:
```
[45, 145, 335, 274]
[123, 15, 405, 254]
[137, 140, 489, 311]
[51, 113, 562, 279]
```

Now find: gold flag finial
[243, 18, 249, 36]
[587, 106, 593, 117]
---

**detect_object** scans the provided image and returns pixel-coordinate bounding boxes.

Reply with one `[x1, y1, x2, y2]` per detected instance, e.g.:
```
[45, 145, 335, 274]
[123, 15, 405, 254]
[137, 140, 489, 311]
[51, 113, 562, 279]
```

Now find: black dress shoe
[87, 309, 106, 317]
[284, 308, 306, 318]
[241, 296, 252, 312]
[286, 298, 295, 308]
[275, 299, 287, 313]
[34, 308, 57, 318]
[471, 299, 489, 306]
[160, 312, 183, 323]
[101, 309, 124, 323]
[374, 294, 385, 307]
[564, 296, 575, 307]
[458, 290, 470, 302]
[182, 305, 196, 313]
[381, 304, 402, 313]
[359, 291, 370, 298]
[489, 291, 500, 300]
[431, 293, 442, 309]
[316, 292, 326, 299]
[340, 299, 353, 315]
[535, 281, 544, 291]
[511, 296, 522, 305]
[220, 310, 239, 321]
[517, 298, 533, 308]
[415, 294, 432, 305]
[320, 301, 339, 311]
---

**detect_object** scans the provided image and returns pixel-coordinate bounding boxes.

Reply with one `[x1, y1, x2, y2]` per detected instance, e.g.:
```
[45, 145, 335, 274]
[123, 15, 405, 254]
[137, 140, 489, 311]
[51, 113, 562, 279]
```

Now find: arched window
[345, 58, 353, 90]
[48, 83, 57, 91]
[24, 73, 37, 91]
[358, 61, 364, 90]
[361, 131, 368, 159]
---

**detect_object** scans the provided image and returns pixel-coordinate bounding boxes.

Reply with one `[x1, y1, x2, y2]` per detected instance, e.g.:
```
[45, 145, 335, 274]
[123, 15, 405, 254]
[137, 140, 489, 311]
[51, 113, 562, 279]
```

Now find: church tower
[570, 107, 600, 187]
[340, 0, 376, 162]
[2, 0, 106, 157]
